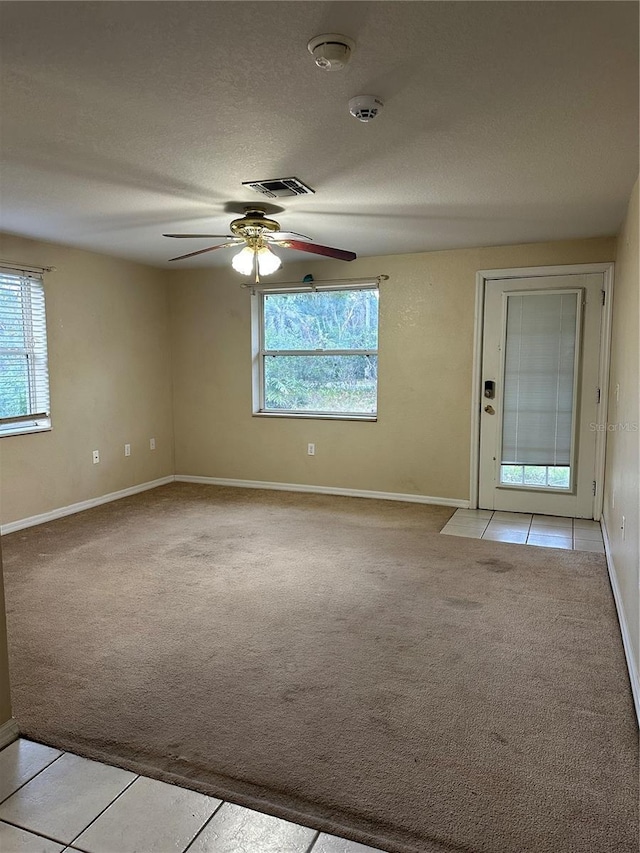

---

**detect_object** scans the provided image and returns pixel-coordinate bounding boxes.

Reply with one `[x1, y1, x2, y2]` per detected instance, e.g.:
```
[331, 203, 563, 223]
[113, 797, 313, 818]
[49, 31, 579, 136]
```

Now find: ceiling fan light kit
[231, 242, 282, 277]
[307, 33, 355, 71]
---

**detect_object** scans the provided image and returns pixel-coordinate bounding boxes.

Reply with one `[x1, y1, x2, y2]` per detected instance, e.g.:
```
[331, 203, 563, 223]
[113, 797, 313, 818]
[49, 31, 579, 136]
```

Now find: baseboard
[175, 475, 469, 508]
[2, 474, 467, 535]
[601, 517, 640, 725]
[0, 718, 19, 749]
[0, 476, 176, 535]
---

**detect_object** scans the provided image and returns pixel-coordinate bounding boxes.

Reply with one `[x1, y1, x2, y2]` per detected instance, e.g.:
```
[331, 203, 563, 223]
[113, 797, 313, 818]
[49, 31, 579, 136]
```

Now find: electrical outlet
[307, 443, 315, 456]
[149, 437, 156, 450]
[621, 515, 626, 541]
[615, 383, 620, 403]
[124, 443, 131, 457]
[92, 450, 100, 464]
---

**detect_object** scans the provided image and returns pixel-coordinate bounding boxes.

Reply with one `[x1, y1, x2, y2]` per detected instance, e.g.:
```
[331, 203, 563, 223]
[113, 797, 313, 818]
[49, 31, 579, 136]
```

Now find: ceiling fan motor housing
[230, 207, 280, 237]
[307, 33, 355, 71]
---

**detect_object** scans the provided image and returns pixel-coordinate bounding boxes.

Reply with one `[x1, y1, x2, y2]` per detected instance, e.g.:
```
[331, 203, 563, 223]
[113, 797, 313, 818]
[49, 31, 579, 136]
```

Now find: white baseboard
[601, 517, 640, 725]
[175, 475, 469, 508]
[1, 476, 175, 535]
[1, 474, 467, 535]
[0, 718, 19, 749]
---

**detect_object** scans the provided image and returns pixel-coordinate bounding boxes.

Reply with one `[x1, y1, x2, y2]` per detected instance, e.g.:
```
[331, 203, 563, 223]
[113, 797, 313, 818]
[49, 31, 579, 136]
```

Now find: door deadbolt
[484, 404, 495, 415]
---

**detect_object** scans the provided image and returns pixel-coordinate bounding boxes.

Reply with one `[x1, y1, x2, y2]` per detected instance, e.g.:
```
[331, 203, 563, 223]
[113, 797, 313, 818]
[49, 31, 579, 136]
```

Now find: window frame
[0, 270, 52, 437]
[252, 281, 380, 421]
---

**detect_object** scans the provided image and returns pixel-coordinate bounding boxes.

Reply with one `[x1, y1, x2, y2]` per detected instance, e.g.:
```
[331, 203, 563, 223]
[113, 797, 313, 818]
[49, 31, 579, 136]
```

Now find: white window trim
[0, 268, 52, 437]
[251, 279, 381, 421]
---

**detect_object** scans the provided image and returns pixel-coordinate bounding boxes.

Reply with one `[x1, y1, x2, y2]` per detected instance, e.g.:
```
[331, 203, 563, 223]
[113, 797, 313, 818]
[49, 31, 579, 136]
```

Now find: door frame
[469, 262, 614, 518]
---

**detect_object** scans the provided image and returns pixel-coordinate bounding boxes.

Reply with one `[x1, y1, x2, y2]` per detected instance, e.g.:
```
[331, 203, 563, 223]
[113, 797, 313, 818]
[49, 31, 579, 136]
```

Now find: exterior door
[478, 273, 603, 517]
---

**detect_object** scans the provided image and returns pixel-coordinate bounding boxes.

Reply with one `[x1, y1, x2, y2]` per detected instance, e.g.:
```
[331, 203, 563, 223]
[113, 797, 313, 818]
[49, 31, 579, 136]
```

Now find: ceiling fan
[164, 206, 356, 281]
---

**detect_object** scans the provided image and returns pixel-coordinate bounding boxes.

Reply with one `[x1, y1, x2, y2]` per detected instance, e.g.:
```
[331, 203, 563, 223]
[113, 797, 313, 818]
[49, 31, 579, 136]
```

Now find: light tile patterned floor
[0, 739, 387, 853]
[441, 509, 604, 552]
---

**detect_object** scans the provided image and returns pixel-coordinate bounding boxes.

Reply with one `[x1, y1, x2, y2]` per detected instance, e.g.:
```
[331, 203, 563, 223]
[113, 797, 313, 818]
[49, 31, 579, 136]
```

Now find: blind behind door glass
[500, 291, 579, 486]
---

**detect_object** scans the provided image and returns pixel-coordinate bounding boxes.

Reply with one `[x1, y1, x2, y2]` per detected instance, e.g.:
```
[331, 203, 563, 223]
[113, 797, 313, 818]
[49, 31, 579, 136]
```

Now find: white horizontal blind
[0, 271, 51, 433]
[501, 291, 579, 466]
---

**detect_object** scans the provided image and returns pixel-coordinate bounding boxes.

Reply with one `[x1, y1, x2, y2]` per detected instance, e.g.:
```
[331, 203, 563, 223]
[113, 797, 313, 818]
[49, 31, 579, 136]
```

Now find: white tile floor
[441, 509, 604, 552]
[0, 739, 387, 853]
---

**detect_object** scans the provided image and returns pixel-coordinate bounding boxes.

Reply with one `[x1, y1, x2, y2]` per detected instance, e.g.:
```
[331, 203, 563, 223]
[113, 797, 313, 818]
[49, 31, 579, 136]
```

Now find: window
[0, 270, 51, 436]
[254, 283, 379, 418]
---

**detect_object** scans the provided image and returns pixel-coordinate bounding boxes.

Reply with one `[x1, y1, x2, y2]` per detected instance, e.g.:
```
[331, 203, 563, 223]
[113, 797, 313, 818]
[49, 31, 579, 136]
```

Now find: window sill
[0, 423, 52, 438]
[253, 411, 377, 422]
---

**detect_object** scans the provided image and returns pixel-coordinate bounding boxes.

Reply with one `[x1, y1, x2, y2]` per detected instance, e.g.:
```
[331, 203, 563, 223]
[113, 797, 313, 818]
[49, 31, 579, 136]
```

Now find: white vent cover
[242, 177, 315, 198]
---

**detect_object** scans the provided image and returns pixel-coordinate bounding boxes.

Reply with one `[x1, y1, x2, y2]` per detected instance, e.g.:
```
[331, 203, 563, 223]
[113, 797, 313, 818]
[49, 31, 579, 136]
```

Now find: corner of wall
[602, 177, 639, 721]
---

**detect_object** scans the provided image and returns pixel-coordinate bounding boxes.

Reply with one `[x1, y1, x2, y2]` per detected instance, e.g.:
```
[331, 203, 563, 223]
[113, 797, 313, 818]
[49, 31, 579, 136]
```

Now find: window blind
[0, 271, 51, 434]
[501, 291, 579, 466]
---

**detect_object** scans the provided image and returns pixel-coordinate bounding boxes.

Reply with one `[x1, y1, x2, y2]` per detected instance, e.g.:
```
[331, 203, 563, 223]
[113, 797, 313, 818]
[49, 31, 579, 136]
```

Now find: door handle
[484, 404, 495, 415]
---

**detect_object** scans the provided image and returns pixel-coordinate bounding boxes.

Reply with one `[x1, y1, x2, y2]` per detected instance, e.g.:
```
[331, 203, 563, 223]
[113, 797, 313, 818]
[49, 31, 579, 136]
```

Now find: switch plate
[307, 443, 315, 456]
[149, 438, 156, 450]
[124, 444, 131, 457]
[92, 450, 100, 464]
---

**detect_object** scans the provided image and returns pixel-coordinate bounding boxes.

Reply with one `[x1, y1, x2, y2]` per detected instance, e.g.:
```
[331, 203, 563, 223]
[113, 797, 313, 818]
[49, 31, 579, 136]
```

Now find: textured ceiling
[1, 1, 638, 268]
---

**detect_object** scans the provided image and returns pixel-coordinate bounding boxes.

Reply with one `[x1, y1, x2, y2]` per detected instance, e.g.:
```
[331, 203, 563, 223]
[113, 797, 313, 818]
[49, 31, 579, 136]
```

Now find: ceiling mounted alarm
[348, 95, 384, 122]
[307, 33, 355, 70]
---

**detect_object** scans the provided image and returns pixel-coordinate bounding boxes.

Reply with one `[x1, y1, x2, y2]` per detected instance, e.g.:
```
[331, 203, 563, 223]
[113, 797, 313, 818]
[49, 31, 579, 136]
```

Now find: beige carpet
[2, 483, 637, 853]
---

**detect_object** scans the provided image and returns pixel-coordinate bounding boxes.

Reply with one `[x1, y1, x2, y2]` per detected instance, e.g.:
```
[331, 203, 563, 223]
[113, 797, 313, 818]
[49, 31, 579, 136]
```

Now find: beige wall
[0, 234, 174, 526]
[170, 236, 615, 500]
[604, 178, 639, 678]
[0, 231, 618, 517]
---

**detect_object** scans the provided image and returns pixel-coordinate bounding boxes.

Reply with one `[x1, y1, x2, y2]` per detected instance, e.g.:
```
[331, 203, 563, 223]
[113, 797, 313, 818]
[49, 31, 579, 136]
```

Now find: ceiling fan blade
[163, 233, 235, 239]
[274, 240, 357, 262]
[267, 230, 312, 241]
[168, 241, 240, 262]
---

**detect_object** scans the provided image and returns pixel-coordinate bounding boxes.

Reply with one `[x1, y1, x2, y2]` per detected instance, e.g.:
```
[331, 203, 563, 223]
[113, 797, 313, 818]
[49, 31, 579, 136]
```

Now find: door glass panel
[500, 464, 571, 489]
[500, 291, 579, 490]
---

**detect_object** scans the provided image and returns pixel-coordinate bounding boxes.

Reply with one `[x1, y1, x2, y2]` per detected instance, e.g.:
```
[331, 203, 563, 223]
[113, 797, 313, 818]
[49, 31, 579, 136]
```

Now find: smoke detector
[348, 95, 384, 122]
[307, 33, 355, 71]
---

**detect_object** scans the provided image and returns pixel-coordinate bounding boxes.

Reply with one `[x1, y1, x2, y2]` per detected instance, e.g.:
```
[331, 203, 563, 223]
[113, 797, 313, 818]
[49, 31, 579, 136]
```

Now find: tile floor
[0, 739, 387, 853]
[441, 509, 605, 552]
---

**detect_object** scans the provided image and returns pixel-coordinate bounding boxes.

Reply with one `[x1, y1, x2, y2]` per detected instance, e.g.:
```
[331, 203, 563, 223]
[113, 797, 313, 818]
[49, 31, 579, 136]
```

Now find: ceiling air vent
[242, 177, 315, 198]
